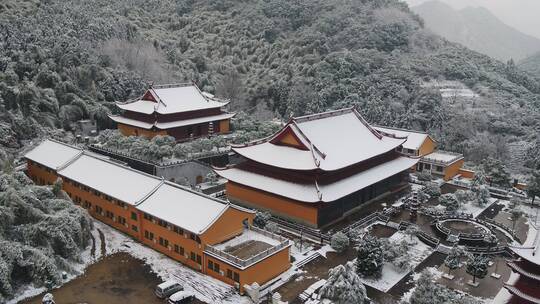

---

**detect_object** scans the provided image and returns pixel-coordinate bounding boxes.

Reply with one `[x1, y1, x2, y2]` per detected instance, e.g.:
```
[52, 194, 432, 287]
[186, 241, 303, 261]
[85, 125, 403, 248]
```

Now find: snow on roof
[58, 154, 163, 204]
[136, 182, 229, 234]
[217, 156, 418, 203]
[422, 150, 463, 164]
[24, 139, 83, 170]
[109, 112, 235, 130]
[27, 140, 254, 236]
[233, 108, 406, 171]
[108, 115, 154, 129]
[117, 84, 228, 115]
[373, 126, 430, 151]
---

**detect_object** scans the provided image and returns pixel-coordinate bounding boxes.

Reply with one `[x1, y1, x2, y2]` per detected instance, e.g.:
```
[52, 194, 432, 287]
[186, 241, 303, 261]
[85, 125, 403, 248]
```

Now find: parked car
[168, 290, 195, 304]
[155, 280, 183, 299]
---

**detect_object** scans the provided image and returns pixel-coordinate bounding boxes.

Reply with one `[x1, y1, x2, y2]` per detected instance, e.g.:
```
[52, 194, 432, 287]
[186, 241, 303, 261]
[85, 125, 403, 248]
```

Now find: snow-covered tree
[356, 235, 383, 277]
[422, 183, 441, 199]
[473, 185, 490, 206]
[466, 255, 489, 284]
[204, 172, 219, 185]
[253, 211, 272, 229]
[454, 189, 470, 203]
[508, 200, 523, 232]
[382, 238, 413, 272]
[409, 270, 453, 304]
[482, 158, 510, 188]
[470, 170, 487, 193]
[319, 261, 368, 304]
[331, 232, 350, 253]
[52, 177, 63, 196]
[527, 170, 540, 205]
[444, 246, 464, 275]
[408, 270, 482, 304]
[0, 171, 92, 301]
[439, 193, 460, 212]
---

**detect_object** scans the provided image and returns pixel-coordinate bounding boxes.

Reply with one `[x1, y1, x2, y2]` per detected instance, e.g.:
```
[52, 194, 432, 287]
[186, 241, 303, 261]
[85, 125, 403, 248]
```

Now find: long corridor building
[25, 139, 291, 293]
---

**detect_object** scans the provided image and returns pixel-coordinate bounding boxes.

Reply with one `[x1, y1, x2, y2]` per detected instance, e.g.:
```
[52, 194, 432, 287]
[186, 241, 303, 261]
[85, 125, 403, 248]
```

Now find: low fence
[271, 217, 331, 245]
[205, 227, 289, 269]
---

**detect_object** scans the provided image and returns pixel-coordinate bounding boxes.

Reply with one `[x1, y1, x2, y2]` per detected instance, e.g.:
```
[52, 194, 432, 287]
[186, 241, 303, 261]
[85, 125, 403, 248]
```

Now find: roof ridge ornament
[351, 107, 383, 140]
[314, 179, 323, 201]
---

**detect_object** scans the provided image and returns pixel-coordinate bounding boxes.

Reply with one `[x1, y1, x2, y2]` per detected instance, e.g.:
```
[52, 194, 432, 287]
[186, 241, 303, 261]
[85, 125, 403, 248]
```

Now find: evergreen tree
[319, 261, 368, 304]
[526, 170, 540, 205]
[253, 211, 272, 229]
[466, 255, 489, 284]
[482, 158, 511, 188]
[444, 246, 464, 276]
[356, 235, 383, 277]
[422, 183, 441, 199]
[330, 232, 350, 253]
[439, 193, 460, 212]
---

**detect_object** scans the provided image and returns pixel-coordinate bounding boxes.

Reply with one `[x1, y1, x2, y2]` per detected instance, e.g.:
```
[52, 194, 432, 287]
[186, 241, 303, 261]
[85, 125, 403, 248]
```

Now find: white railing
[205, 227, 289, 268]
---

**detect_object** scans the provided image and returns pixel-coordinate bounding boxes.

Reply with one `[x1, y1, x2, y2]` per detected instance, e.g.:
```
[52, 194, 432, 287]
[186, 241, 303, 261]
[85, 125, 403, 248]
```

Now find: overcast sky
[402, 0, 540, 40]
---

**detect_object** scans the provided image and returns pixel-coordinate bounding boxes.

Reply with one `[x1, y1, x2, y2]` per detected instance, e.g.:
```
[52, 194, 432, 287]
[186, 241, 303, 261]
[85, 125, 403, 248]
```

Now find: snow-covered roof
[373, 126, 431, 151]
[58, 153, 163, 204]
[233, 108, 406, 171]
[26, 140, 255, 236]
[422, 150, 463, 165]
[510, 226, 540, 266]
[24, 139, 83, 170]
[109, 112, 235, 130]
[136, 182, 229, 234]
[116, 84, 228, 115]
[216, 156, 418, 203]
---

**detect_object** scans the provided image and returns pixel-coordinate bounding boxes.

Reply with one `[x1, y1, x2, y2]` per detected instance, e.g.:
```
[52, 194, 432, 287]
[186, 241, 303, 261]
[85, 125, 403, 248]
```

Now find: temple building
[215, 108, 419, 228]
[25, 139, 291, 293]
[109, 83, 235, 140]
[374, 126, 466, 181]
[504, 227, 540, 304]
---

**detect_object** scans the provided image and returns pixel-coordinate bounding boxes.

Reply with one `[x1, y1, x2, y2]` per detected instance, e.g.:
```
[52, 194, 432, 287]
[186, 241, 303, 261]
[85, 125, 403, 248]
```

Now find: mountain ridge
[412, 0, 540, 61]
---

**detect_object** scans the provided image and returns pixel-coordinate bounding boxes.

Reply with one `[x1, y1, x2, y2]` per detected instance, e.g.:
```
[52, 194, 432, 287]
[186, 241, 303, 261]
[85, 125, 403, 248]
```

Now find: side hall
[24, 139, 291, 293]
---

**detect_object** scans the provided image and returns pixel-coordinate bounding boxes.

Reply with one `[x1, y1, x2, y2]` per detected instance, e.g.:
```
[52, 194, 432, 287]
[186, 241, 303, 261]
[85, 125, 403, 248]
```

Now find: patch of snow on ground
[316, 244, 336, 258]
[359, 232, 433, 292]
[95, 221, 251, 304]
[460, 198, 497, 218]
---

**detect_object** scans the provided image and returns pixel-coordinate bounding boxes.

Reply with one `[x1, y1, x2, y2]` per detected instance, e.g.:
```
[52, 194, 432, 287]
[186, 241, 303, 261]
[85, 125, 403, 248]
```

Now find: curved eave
[116, 100, 156, 115]
[504, 284, 540, 304]
[232, 145, 319, 171]
[508, 261, 540, 281]
[109, 115, 154, 130]
[232, 138, 406, 172]
[216, 156, 418, 203]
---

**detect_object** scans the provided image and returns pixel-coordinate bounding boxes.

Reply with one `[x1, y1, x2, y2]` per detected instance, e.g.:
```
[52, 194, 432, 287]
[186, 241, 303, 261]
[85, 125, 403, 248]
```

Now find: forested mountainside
[520, 52, 540, 79]
[411, 0, 540, 62]
[0, 171, 93, 302]
[0, 0, 539, 171]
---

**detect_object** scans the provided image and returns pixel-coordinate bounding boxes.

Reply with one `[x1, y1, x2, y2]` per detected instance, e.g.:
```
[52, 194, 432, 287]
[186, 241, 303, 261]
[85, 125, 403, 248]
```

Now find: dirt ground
[275, 248, 358, 303]
[442, 220, 487, 234]
[20, 253, 205, 304]
[223, 240, 273, 259]
[436, 255, 511, 299]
